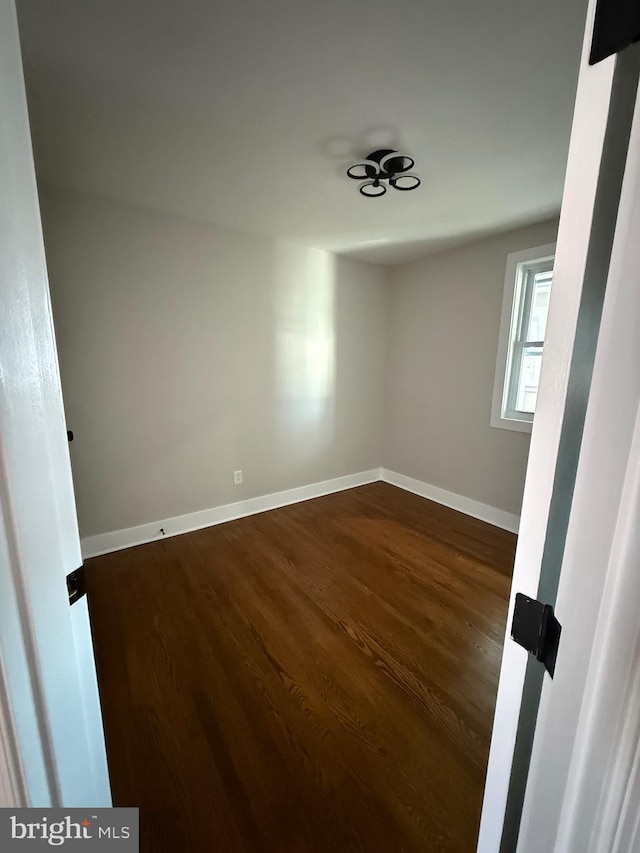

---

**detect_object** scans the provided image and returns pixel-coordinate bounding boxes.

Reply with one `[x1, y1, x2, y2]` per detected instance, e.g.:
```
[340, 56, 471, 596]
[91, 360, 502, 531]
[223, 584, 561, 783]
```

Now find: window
[491, 244, 555, 433]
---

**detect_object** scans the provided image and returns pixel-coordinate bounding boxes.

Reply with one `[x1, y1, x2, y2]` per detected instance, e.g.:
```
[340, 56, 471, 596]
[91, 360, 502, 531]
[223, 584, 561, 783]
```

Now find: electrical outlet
[233, 470, 243, 485]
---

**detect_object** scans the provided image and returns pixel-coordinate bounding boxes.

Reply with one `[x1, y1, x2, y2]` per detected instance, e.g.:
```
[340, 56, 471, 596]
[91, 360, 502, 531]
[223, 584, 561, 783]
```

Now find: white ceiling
[16, 0, 586, 264]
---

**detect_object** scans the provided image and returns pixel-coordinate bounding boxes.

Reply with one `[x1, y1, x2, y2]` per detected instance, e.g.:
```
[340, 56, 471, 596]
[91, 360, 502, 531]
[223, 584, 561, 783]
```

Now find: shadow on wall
[42, 189, 385, 536]
[273, 244, 337, 476]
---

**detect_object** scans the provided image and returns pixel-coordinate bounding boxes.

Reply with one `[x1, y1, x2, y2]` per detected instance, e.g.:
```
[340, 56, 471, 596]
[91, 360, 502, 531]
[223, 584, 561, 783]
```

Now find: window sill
[490, 413, 533, 434]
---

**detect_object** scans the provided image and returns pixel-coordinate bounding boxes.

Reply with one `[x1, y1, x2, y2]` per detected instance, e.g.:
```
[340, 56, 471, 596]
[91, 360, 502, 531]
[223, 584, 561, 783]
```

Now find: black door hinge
[66, 566, 86, 606]
[511, 593, 562, 678]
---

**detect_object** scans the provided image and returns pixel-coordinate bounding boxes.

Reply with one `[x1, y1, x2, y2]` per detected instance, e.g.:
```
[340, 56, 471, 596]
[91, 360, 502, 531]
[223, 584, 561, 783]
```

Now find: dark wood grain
[86, 482, 514, 852]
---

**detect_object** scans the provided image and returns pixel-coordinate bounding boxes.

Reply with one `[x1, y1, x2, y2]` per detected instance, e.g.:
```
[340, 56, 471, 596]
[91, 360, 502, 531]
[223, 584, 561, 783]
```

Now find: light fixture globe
[359, 179, 387, 197]
[346, 148, 420, 197]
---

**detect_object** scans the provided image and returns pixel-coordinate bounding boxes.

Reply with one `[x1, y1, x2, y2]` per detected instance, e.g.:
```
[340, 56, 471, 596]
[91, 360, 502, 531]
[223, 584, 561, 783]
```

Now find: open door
[516, 66, 640, 853]
[479, 0, 640, 849]
[0, 0, 110, 807]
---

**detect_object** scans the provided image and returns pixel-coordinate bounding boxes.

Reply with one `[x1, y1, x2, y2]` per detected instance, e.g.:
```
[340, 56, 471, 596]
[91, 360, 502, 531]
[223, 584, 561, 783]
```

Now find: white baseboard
[81, 466, 518, 559]
[81, 469, 383, 559]
[380, 468, 520, 534]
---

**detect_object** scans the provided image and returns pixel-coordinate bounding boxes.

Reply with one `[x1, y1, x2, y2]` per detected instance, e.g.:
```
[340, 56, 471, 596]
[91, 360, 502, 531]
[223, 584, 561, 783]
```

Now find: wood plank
[85, 482, 514, 852]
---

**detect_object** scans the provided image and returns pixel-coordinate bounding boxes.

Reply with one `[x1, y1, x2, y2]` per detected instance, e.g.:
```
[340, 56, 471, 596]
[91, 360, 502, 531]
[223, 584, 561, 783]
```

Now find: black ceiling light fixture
[346, 148, 421, 197]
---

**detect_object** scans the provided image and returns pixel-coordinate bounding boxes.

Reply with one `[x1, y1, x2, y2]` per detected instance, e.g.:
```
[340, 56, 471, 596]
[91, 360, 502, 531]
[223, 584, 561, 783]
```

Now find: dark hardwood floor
[85, 482, 515, 852]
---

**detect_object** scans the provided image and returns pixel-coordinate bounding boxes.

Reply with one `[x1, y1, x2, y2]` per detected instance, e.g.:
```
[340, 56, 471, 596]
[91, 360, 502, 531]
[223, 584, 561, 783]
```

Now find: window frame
[490, 243, 556, 433]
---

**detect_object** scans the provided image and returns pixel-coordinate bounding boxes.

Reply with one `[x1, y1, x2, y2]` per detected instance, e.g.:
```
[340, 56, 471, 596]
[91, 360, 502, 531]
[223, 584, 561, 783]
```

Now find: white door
[479, 0, 640, 849]
[0, 0, 110, 808]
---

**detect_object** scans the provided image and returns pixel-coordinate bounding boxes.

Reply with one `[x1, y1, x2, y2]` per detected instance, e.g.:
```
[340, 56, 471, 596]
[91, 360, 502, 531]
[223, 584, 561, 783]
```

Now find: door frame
[517, 69, 640, 852]
[479, 0, 640, 848]
[478, 0, 617, 845]
[0, 0, 110, 808]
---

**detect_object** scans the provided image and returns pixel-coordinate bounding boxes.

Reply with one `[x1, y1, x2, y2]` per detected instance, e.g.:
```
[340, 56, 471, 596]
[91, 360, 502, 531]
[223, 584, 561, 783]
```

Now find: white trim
[81, 469, 383, 558]
[380, 469, 520, 533]
[490, 243, 556, 434]
[82, 467, 519, 559]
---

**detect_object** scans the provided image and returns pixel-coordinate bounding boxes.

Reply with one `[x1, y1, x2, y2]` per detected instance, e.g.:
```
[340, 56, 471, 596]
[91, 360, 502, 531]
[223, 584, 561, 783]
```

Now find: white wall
[41, 185, 559, 538]
[385, 219, 559, 516]
[40, 188, 387, 538]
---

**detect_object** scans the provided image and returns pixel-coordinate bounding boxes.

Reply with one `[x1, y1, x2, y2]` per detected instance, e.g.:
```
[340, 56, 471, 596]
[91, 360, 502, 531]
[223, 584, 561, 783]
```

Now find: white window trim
[491, 243, 556, 433]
